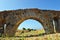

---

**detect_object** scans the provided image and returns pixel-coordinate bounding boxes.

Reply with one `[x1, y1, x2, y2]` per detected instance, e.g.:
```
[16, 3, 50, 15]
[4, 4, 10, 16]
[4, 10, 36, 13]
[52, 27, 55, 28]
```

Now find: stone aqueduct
[0, 8, 60, 36]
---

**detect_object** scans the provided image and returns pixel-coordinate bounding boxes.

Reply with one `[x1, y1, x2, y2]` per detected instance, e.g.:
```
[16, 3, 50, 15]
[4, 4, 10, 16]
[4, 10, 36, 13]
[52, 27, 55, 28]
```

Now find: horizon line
[0, 8, 60, 12]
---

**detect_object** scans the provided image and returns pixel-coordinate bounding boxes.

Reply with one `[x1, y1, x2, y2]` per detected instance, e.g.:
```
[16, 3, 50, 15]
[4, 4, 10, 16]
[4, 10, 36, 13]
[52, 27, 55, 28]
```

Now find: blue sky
[0, 0, 60, 30]
[18, 19, 43, 30]
[0, 0, 60, 11]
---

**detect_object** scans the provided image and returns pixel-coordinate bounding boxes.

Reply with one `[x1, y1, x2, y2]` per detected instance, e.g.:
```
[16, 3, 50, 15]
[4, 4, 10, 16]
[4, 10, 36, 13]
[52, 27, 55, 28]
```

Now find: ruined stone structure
[0, 8, 60, 36]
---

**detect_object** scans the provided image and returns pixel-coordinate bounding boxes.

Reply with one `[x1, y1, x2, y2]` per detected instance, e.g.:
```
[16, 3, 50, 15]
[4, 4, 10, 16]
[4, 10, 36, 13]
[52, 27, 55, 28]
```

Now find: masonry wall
[0, 8, 60, 36]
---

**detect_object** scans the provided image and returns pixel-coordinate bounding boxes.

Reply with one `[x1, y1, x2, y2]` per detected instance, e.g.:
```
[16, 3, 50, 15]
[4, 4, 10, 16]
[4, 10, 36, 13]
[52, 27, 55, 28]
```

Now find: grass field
[15, 29, 45, 36]
[0, 33, 60, 40]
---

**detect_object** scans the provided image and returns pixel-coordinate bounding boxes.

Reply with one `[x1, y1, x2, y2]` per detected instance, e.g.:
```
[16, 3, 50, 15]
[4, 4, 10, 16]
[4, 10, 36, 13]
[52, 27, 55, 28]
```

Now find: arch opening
[15, 19, 45, 36]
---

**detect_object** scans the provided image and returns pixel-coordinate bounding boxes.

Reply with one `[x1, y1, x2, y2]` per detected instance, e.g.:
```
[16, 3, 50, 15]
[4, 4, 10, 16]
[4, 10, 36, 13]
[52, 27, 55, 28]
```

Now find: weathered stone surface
[0, 8, 60, 36]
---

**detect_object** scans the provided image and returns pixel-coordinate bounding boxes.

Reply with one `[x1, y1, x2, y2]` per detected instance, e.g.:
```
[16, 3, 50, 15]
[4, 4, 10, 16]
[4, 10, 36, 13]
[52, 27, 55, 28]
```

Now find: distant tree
[31, 29, 36, 31]
[23, 28, 26, 30]
[27, 28, 31, 31]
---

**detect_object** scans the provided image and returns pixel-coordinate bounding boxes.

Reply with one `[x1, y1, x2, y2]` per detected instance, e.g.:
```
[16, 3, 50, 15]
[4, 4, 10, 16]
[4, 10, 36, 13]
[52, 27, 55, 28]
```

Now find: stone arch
[13, 17, 45, 33]
[10, 16, 53, 36]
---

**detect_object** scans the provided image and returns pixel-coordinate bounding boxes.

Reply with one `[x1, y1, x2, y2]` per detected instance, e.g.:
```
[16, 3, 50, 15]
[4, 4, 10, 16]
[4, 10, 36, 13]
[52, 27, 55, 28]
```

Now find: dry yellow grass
[0, 33, 60, 40]
[15, 29, 45, 36]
